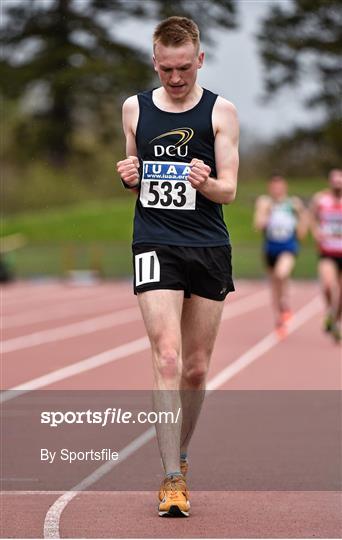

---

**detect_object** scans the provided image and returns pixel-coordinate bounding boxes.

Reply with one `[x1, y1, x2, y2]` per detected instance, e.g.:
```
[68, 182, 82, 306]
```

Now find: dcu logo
[149, 128, 194, 157]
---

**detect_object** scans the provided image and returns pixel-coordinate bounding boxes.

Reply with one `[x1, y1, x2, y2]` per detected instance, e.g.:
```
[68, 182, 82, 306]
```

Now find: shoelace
[162, 478, 187, 499]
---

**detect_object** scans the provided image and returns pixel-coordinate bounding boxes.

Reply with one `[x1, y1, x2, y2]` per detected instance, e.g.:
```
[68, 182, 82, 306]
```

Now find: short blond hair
[153, 16, 200, 51]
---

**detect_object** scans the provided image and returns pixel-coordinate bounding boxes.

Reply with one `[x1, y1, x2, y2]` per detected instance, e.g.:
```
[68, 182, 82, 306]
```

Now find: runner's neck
[152, 85, 203, 113]
[272, 195, 288, 204]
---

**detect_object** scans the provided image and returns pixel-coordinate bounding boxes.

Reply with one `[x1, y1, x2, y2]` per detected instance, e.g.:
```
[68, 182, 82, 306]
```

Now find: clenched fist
[188, 158, 211, 189]
[116, 156, 140, 188]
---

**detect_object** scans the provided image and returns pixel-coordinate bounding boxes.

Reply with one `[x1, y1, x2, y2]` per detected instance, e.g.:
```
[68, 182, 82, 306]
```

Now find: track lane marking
[0, 337, 149, 404]
[2, 280, 256, 303]
[1, 289, 268, 354]
[2, 285, 115, 307]
[207, 296, 321, 390]
[1, 307, 141, 353]
[43, 429, 156, 538]
[1, 491, 66, 495]
[0, 290, 269, 402]
[3, 295, 134, 330]
[3, 283, 257, 330]
[43, 295, 321, 538]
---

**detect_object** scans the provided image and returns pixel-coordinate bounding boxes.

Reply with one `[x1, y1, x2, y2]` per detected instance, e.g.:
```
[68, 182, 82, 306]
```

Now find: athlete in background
[116, 17, 239, 516]
[254, 174, 307, 337]
[310, 169, 342, 343]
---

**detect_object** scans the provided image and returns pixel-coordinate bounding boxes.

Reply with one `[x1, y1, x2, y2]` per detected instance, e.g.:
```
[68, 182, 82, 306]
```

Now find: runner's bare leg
[319, 259, 340, 323]
[270, 252, 295, 322]
[138, 289, 184, 475]
[180, 294, 225, 455]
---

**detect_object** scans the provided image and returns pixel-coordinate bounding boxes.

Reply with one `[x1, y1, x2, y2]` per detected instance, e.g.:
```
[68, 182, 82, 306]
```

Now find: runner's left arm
[293, 196, 309, 240]
[188, 97, 239, 204]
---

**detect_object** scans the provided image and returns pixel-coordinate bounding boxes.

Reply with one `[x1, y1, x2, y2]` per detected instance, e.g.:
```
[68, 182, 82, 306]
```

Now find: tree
[0, 0, 238, 165]
[257, 0, 342, 119]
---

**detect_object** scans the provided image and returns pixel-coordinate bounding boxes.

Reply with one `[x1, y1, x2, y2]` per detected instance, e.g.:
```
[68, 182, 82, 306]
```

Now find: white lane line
[2, 295, 132, 329]
[2, 285, 112, 306]
[43, 429, 155, 539]
[1, 307, 141, 353]
[0, 337, 149, 404]
[43, 295, 321, 539]
[2, 491, 154, 495]
[1, 289, 268, 354]
[207, 296, 321, 390]
[221, 288, 268, 321]
[2, 280, 255, 304]
[1, 283, 62, 300]
[3, 283, 259, 329]
[1, 491, 66, 495]
[1, 290, 269, 402]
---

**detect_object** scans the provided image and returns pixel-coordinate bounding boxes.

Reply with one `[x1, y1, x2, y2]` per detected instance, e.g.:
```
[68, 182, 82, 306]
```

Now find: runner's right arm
[116, 96, 140, 192]
[254, 196, 271, 231]
[309, 192, 322, 243]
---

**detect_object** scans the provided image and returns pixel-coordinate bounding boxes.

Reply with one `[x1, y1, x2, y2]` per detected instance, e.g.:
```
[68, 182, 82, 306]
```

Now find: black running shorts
[264, 250, 297, 269]
[132, 244, 235, 301]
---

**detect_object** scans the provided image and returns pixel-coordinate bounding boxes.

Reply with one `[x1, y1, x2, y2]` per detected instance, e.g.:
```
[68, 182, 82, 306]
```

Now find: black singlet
[132, 88, 230, 247]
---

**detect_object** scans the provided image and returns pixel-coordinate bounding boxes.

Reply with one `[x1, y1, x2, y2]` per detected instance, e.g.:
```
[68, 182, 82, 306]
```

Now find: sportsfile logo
[149, 127, 194, 157]
[40, 407, 181, 427]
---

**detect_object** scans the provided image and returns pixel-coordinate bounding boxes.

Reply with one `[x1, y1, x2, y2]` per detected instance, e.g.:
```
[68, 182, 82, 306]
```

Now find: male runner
[116, 16, 239, 517]
[254, 174, 307, 337]
[310, 169, 342, 343]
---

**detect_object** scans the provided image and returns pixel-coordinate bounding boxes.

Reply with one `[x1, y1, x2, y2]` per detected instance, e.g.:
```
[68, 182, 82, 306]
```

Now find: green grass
[2, 198, 136, 243]
[2, 178, 325, 279]
[5, 243, 133, 279]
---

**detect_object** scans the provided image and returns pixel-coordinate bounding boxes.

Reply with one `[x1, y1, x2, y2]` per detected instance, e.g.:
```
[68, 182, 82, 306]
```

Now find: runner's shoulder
[213, 96, 238, 136]
[122, 95, 139, 133]
[311, 190, 329, 204]
[255, 194, 272, 207]
[290, 195, 304, 210]
[122, 95, 139, 113]
[309, 190, 329, 213]
[214, 96, 238, 117]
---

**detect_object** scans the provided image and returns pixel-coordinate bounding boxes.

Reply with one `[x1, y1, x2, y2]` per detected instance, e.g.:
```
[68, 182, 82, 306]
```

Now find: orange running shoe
[281, 310, 293, 324]
[158, 475, 190, 517]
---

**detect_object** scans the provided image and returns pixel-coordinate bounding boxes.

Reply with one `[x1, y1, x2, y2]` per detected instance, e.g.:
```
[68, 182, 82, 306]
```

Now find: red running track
[1, 279, 341, 538]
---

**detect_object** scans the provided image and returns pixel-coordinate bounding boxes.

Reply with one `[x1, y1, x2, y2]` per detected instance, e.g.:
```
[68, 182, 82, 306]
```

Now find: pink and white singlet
[316, 192, 342, 256]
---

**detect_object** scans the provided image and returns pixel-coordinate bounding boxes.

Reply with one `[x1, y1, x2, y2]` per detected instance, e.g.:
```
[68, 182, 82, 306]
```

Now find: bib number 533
[139, 161, 196, 210]
[148, 180, 187, 207]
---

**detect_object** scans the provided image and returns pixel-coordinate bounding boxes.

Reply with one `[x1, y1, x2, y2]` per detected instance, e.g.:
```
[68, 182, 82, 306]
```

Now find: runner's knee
[153, 345, 180, 379]
[321, 281, 335, 300]
[182, 353, 209, 387]
[272, 270, 283, 283]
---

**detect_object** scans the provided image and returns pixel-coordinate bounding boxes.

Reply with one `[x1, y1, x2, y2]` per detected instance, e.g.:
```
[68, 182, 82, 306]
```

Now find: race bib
[135, 251, 160, 286]
[321, 215, 342, 236]
[267, 209, 296, 242]
[140, 161, 196, 210]
[320, 213, 342, 252]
